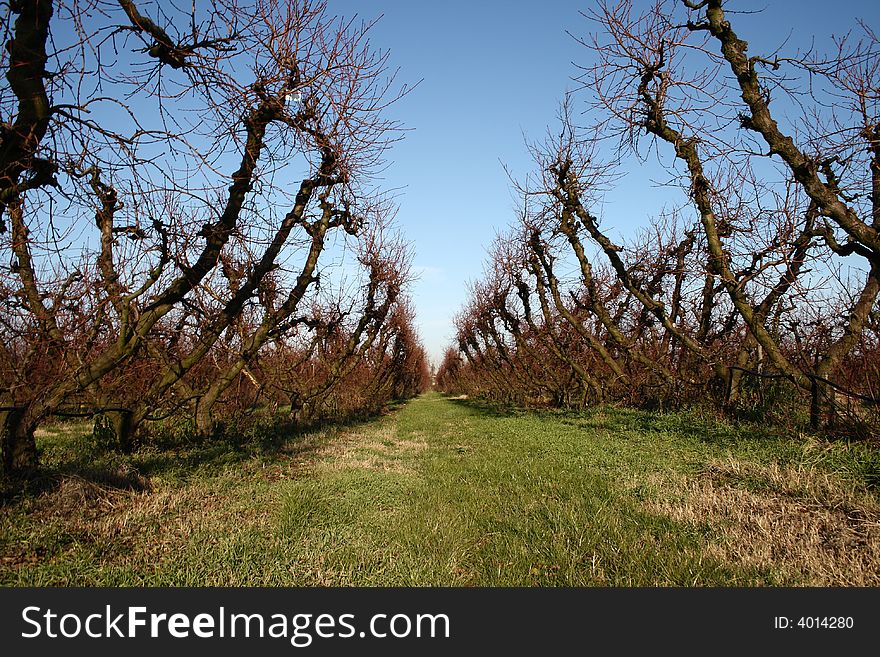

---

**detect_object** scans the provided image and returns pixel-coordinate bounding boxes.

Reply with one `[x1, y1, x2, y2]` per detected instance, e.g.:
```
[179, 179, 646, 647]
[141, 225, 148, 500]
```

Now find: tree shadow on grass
[1, 402, 406, 507]
[131, 410, 382, 480]
[444, 395, 533, 420]
[442, 393, 786, 447]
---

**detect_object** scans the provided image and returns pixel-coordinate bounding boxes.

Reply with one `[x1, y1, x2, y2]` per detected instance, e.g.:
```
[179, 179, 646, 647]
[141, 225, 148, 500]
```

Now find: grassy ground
[2, 392, 879, 586]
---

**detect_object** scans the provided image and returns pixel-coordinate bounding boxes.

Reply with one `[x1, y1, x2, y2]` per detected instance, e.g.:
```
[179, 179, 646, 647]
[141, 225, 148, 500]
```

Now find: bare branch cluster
[438, 0, 879, 438]
[1, 0, 428, 476]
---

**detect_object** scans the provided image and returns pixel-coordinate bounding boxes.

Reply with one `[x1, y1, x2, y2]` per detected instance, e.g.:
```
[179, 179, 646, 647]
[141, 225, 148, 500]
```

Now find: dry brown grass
[651, 458, 880, 585]
[310, 424, 426, 475]
[3, 419, 410, 579]
[1, 466, 278, 576]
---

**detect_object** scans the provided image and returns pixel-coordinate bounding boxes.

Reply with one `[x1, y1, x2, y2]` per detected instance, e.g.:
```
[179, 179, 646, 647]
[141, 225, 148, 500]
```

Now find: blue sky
[329, 0, 879, 365]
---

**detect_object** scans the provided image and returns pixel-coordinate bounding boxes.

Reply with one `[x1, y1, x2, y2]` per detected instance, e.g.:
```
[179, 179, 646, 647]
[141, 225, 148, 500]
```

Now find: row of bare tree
[1, 0, 428, 479]
[437, 0, 879, 437]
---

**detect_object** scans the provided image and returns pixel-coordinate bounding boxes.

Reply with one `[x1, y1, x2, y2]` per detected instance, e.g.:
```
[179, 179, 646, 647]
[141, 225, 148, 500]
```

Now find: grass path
[2, 392, 879, 585]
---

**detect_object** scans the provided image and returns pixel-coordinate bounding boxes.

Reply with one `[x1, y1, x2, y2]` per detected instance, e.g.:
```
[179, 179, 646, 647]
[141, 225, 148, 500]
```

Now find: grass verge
[2, 392, 878, 585]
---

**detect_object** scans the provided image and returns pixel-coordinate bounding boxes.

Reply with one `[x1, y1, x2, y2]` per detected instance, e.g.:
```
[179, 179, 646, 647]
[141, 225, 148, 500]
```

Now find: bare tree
[1, 0, 410, 475]
[441, 0, 878, 436]
[577, 0, 879, 427]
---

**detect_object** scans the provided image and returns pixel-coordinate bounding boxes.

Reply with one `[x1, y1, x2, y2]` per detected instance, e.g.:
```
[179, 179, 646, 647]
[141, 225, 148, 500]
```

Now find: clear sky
[328, 0, 879, 366]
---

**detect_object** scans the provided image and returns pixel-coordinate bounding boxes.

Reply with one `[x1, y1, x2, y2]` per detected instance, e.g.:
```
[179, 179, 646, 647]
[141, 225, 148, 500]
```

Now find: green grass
[2, 392, 878, 585]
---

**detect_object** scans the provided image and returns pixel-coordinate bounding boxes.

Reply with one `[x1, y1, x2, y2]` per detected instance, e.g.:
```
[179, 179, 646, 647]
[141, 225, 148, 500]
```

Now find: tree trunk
[1, 407, 37, 475]
[194, 403, 216, 437]
[725, 346, 753, 407]
[94, 409, 134, 452]
[810, 380, 837, 433]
